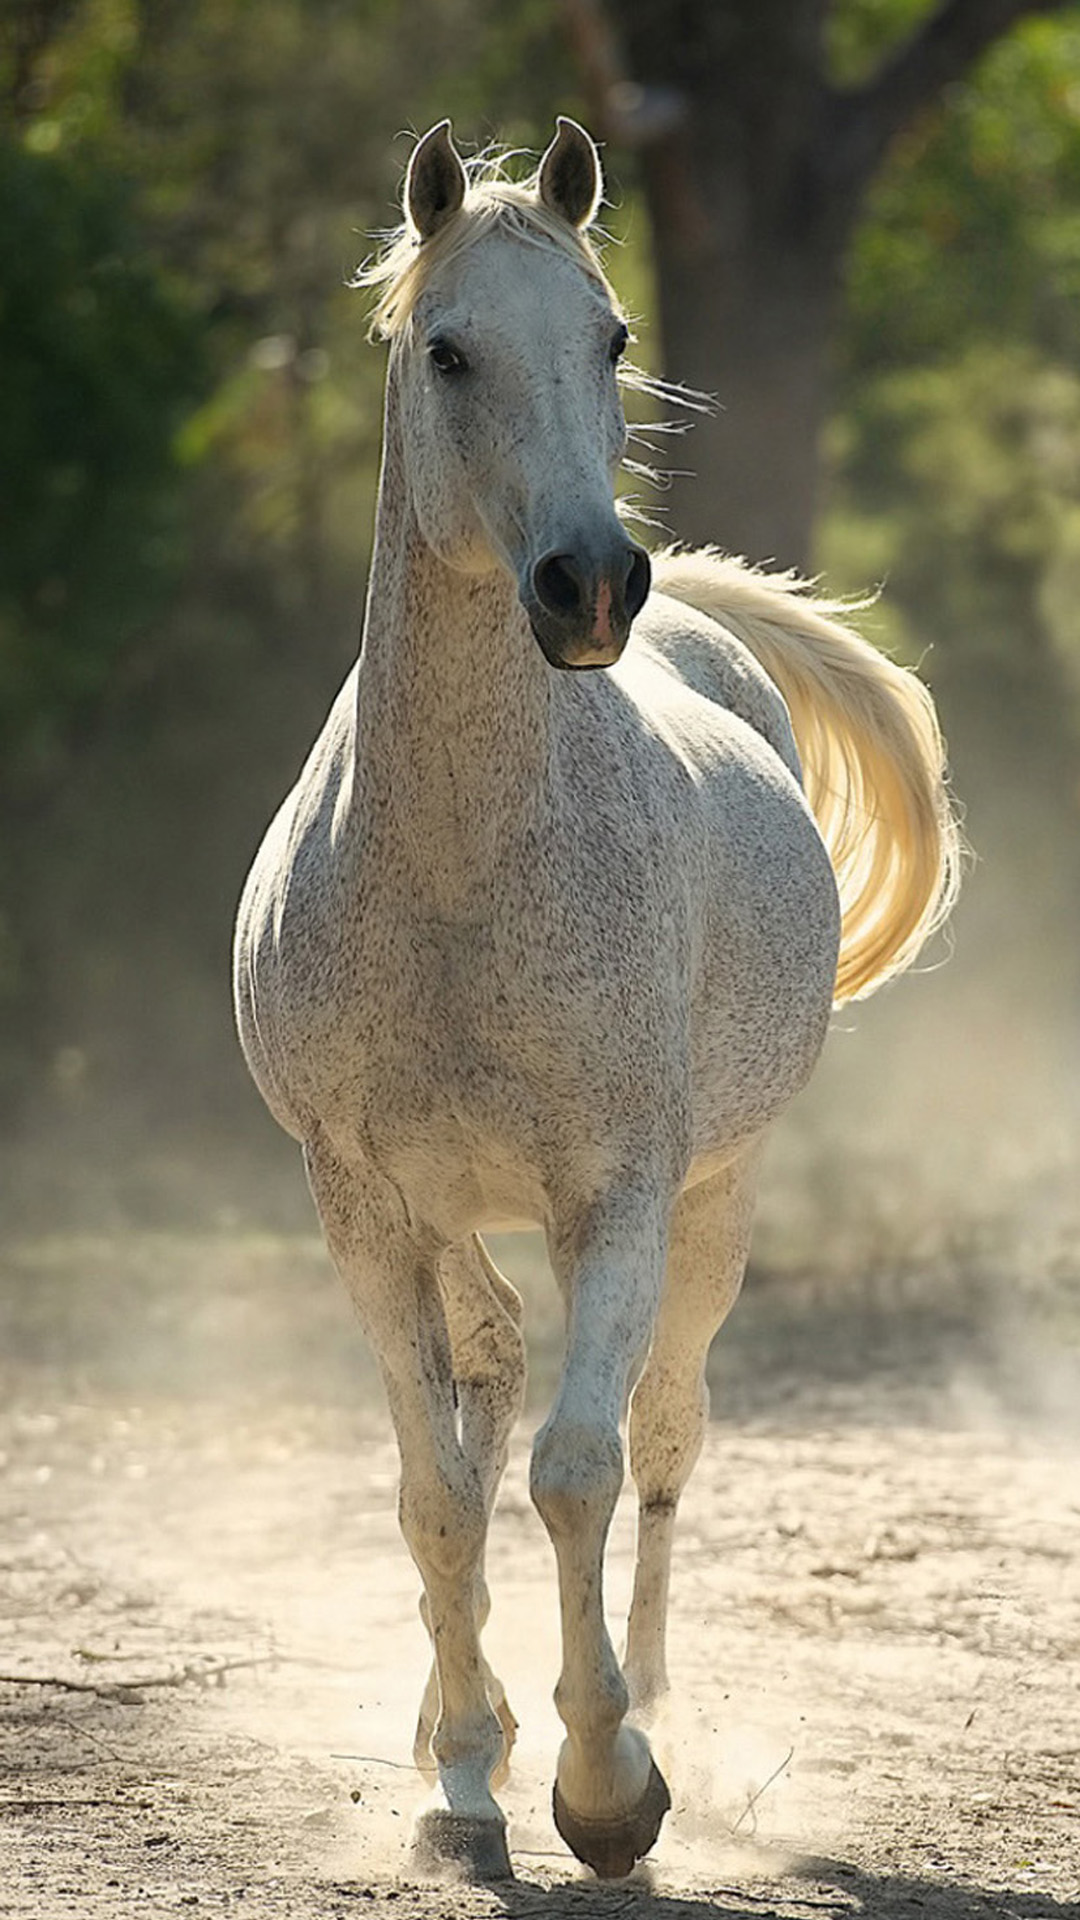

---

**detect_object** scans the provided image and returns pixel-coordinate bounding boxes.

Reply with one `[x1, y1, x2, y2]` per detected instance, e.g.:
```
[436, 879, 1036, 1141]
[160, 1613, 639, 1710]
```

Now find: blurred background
[1, 0, 1078, 1336]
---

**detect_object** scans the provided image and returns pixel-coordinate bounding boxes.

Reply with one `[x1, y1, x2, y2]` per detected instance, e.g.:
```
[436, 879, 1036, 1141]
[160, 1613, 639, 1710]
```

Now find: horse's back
[629, 590, 803, 780]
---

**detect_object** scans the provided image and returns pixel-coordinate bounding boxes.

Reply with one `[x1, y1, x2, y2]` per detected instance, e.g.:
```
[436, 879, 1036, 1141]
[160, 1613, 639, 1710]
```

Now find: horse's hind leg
[305, 1144, 513, 1881]
[530, 1184, 673, 1879]
[414, 1236, 525, 1786]
[624, 1148, 762, 1712]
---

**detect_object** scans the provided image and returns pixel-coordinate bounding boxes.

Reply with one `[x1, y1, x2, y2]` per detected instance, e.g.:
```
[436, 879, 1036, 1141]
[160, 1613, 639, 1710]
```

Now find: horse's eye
[609, 323, 630, 364]
[429, 336, 467, 375]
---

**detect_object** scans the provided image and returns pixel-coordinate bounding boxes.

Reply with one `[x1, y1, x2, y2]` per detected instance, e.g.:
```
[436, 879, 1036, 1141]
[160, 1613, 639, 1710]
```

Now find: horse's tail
[653, 547, 962, 1005]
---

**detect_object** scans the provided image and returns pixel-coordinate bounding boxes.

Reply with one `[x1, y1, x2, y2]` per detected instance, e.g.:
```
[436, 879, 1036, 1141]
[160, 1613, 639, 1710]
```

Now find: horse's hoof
[411, 1808, 513, 1882]
[552, 1758, 671, 1879]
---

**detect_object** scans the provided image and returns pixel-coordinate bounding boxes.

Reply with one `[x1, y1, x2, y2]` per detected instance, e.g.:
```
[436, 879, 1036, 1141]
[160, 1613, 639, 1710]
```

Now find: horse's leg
[529, 1186, 673, 1879]
[305, 1145, 513, 1880]
[414, 1236, 525, 1787]
[624, 1149, 762, 1711]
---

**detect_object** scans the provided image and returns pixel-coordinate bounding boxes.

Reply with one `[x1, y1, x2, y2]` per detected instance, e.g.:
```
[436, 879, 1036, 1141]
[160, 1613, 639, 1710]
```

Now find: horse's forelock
[355, 171, 617, 343]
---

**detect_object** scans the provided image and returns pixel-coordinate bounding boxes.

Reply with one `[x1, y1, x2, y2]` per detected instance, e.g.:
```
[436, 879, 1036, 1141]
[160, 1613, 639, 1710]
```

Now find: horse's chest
[282, 892, 680, 1226]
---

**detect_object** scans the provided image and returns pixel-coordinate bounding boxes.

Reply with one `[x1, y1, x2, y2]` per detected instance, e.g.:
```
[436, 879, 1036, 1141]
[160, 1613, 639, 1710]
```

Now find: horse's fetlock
[554, 1661, 628, 1737]
[431, 1701, 504, 1777]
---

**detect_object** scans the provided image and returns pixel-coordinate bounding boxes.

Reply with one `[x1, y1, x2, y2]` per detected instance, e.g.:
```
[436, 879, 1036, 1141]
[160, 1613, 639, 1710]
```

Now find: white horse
[233, 118, 960, 1882]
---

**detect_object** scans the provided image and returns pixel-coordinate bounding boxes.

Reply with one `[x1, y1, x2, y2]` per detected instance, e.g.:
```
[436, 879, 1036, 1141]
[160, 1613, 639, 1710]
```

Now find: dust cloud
[3, 1197, 1079, 1913]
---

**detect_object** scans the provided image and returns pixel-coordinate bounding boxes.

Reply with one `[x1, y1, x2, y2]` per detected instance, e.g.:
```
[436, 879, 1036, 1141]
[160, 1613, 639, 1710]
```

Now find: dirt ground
[1, 1230, 1078, 1920]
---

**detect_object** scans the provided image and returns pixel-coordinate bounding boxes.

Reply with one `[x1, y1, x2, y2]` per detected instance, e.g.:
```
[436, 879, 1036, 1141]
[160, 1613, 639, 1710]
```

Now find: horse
[233, 117, 960, 1883]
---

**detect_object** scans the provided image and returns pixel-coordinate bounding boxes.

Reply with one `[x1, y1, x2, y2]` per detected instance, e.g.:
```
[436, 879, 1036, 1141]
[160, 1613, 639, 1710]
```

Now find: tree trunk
[608, 0, 856, 569]
[644, 197, 843, 567]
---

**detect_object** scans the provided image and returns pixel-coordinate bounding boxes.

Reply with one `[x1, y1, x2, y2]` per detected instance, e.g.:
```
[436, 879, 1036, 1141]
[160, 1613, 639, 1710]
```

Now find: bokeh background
[2, 0, 1078, 1330]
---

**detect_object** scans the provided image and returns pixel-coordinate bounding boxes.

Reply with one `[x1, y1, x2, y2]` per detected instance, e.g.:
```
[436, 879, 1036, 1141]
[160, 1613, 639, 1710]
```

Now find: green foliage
[827, 344, 1080, 672]
[1, 0, 580, 687]
[0, 137, 206, 784]
[826, 0, 933, 86]
[846, 18, 1080, 371]
[825, 13, 1080, 727]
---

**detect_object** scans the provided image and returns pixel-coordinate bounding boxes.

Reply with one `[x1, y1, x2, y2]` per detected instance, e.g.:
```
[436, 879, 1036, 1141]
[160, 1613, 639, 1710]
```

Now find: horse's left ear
[538, 116, 603, 229]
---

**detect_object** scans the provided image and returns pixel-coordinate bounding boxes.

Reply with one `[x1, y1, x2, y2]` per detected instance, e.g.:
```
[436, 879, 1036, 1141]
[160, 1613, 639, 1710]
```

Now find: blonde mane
[355, 154, 621, 340]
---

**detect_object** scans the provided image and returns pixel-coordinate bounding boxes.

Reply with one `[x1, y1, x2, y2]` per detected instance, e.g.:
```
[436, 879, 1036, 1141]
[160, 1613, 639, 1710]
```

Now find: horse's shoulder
[234, 669, 358, 1000]
[632, 591, 800, 779]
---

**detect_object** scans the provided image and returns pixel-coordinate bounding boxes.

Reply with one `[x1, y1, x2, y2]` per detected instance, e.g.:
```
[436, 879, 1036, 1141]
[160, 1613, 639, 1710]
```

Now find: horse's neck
[352, 395, 554, 907]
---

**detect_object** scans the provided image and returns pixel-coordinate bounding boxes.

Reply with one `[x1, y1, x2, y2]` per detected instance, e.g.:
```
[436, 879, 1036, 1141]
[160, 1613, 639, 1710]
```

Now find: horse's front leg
[530, 1186, 673, 1879]
[624, 1149, 762, 1710]
[305, 1145, 512, 1881]
[414, 1237, 525, 1787]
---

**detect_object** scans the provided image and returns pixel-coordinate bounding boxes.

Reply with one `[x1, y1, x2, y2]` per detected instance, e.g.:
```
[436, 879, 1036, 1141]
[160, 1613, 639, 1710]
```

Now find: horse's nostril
[626, 546, 651, 622]
[534, 552, 585, 618]
[531, 542, 649, 639]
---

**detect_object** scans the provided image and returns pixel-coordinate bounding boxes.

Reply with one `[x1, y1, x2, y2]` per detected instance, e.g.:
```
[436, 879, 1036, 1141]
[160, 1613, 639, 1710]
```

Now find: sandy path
[1, 1235, 1077, 1919]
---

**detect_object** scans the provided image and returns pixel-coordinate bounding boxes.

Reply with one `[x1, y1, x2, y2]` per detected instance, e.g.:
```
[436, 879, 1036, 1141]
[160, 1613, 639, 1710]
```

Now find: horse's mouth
[525, 610, 630, 672]
[536, 634, 627, 671]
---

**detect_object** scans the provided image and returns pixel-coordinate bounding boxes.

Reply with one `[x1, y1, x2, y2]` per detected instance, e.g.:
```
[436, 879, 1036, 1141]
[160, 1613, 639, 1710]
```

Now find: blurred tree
[822, 13, 1080, 836]
[0, 140, 204, 794]
[571, 0, 1074, 567]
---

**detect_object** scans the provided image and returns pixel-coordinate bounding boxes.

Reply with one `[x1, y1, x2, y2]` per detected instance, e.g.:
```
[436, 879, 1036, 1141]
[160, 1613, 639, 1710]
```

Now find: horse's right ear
[538, 117, 603, 229]
[406, 121, 467, 242]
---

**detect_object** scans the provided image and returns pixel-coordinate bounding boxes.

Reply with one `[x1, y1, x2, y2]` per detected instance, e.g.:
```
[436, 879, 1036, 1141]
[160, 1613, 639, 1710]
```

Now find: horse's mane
[355, 151, 620, 340]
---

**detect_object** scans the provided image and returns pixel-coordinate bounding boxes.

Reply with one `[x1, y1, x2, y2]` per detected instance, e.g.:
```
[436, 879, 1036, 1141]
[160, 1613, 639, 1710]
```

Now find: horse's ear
[406, 120, 467, 242]
[538, 116, 603, 229]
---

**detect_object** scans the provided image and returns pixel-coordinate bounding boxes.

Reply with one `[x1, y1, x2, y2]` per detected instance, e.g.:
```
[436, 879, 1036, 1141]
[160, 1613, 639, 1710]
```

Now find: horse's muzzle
[524, 539, 651, 670]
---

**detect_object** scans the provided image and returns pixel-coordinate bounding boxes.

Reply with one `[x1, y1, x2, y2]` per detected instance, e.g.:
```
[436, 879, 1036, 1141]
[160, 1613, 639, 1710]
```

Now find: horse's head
[381, 118, 651, 670]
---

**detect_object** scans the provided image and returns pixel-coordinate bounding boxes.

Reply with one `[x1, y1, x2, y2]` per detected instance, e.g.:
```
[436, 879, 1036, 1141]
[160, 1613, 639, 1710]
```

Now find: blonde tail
[654, 547, 962, 1004]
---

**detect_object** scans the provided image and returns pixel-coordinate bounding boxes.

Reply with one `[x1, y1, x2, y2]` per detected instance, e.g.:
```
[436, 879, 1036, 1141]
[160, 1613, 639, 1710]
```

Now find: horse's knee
[399, 1462, 487, 1582]
[529, 1416, 623, 1542]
